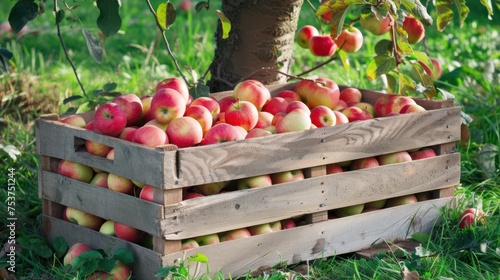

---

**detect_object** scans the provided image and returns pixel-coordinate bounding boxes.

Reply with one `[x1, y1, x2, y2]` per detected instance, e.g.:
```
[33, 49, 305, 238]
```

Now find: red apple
[339, 87, 362, 106]
[85, 139, 112, 157]
[200, 123, 244, 145]
[112, 94, 143, 126]
[275, 109, 312, 134]
[166, 116, 203, 148]
[93, 102, 127, 136]
[350, 157, 380, 170]
[334, 26, 363, 53]
[107, 173, 134, 194]
[194, 233, 220, 246]
[139, 185, 155, 202]
[319, 0, 332, 21]
[99, 220, 116, 236]
[295, 25, 319, 49]
[280, 218, 296, 229]
[270, 169, 305, 184]
[118, 126, 138, 141]
[276, 90, 302, 103]
[248, 223, 274, 235]
[150, 88, 187, 124]
[255, 111, 274, 129]
[114, 222, 142, 243]
[60, 114, 86, 128]
[233, 80, 272, 111]
[326, 164, 344, 174]
[64, 243, 93, 266]
[132, 125, 168, 147]
[183, 192, 205, 200]
[286, 101, 311, 114]
[399, 103, 426, 114]
[140, 95, 153, 117]
[294, 78, 340, 109]
[181, 238, 200, 250]
[107, 260, 132, 280]
[89, 172, 109, 188]
[459, 208, 485, 229]
[237, 174, 273, 189]
[385, 194, 418, 207]
[65, 207, 104, 231]
[389, 96, 417, 115]
[310, 105, 337, 127]
[194, 181, 228, 195]
[262, 97, 289, 115]
[341, 106, 373, 122]
[156, 77, 190, 103]
[352, 102, 376, 118]
[402, 15, 425, 44]
[309, 35, 337, 56]
[333, 203, 365, 217]
[58, 160, 94, 183]
[378, 151, 413, 165]
[178, 0, 192, 11]
[190, 97, 221, 120]
[225, 100, 259, 131]
[410, 147, 437, 160]
[184, 105, 213, 135]
[333, 111, 349, 125]
[218, 96, 237, 113]
[246, 128, 273, 139]
[360, 15, 391, 35]
[219, 228, 252, 242]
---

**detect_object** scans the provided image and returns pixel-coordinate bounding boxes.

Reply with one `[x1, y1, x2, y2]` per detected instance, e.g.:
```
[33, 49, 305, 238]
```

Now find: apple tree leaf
[8, 0, 38, 33]
[55, 10, 65, 25]
[157, 2, 176, 30]
[189, 80, 210, 99]
[375, 39, 393, 56]
[113, 248, 134, 264]
[337, 49, 350, 72]
[401, 0, 433, 26]
[455, 0, 471, 26]
[82, 28, 103, 64]
[319, 0, 365, 39]
[96, 0, 122, 37]
[52, 236, 69, 259]
[398, 73, 416, 95]
[103, 82, 118, 92]
[393, 26, 413, 54]
[214, 10, 231, 39]
[479, 0, 494, 19]
[410, 62, 437, 99]
[367, 55, 396, 80]
[98, 258, 117, 273]
[386, 73, 397, 94]
[195, 1, 210, 13]
[63, 95, 84, 104]
[434, 0, 455, 31]
[411, 232, 430, 243]
[188, 252, 209, 263]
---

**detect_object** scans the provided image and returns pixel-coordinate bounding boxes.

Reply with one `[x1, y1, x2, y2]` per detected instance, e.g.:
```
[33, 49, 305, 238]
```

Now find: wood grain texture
[161, 154, 460, 239]
[162, 197, 453, 277]
[39, 170, 164, 236]
[42, 215, 163, 279]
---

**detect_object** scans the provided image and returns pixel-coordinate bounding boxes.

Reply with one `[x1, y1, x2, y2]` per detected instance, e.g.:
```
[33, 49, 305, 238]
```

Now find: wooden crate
[36, 83, 461, 278]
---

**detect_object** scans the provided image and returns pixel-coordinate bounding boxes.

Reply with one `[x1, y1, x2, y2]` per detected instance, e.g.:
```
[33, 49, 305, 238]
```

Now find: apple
[58, 160, 94, 183]
[200, 123, 244, 145]
[139, 185, 155, 202]
[178, 0, 192, 11]
[60, 114, 86, 128]
[294, 78, 340, 109]
[219, 228, 252, 242]
[334, 26, 363, 52]
[332, 99, 348, 111]
[275, 109, 312, 134]
[166, 116, 203, 148]
[402, 15, 425, 44]
[295, 25, 319, 49]
[333, 111, 349, 125]
[246, 128, 273, 139]
[310, 105, 337, 127]
[107, 260, 132, 280]
[114, 222, 142, 243]
[64, 243, 93, 266]
[341, 106, 373, 122]
[364, 199, 387, 209]
[309, 35, 337, 56]
[194, 233, 220, 246]
[276, 90, 302, 103]
[218, 96, 237, 113]
[132, 125, 168, 148]
[389, 96, 417, 115]
[385, 194, 418, 207]
[459, 208, 485, 229]
[225, 100, 259, 131]
[431, 58, 443, 79]
[237, 174, 273, 189]
[89, 172, 109, 188]
[319, 0, 332, 21]
[65, 207, 104, 231]
[255, 111, 274, 129]
[184, 105, 213, 135]
[280, 218, 296, 229]
[271, 169, 305, 184]
[194, 181, 228, 195]
[271, 112, 286, 126]
[181, 238, 200, 250]
[352, 102, 376, 118]
[112, 94, 143, 126]
[233, 80, 272, 111]
[399, 104, 426, 114]
[99, 220, 116, 236]
[415, 191, 433, 201]
[140, 95, 153, 116]
[262, 97, 289, 115]
[151, 88, 187, 124]
[350, 157, 380, 170]
[410, 147, 437, 160]
[339, 87, 362, 106]
[326, 164, 344, 174]
[107, 173, 135, 194]
[183, 191, 205, 200]
[233, 125, 248, 139]
[156, 77, 190, 103]
[93, 102, 127, 136]
[378, 151, 413, 165]
[85, 139, 112, 157]
[87, 271, 113, 280]
[118, 126, 138, 141]
[375, 94, 417, 117]
[333, 203, 365, 218]
[190, 97, 221, 120]
[286, 101, 311, 114]
[248, 223, 274, 235]
[360, 15, 391, 35]
[269, 221, 282, 232]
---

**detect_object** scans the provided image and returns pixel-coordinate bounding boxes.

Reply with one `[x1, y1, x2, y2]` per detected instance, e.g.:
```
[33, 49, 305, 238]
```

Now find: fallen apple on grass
[459, 208, 485, 229]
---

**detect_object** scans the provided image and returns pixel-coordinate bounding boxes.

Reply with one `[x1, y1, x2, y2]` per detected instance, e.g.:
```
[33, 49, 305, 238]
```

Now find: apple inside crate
[36, 82, 462, 278]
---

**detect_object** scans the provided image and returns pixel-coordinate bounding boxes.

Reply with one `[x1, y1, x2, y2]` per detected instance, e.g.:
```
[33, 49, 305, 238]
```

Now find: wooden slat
[160, 154, 460, 239]
[162, 197, 453, 277]
[42, 215, 163, 280]
[175, 106, 461, 186]
[304, 166, 328, 224]
[39, 170, 164, 236]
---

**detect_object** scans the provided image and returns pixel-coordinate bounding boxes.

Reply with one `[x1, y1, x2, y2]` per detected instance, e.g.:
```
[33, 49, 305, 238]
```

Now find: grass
[1, 0, 499, 279]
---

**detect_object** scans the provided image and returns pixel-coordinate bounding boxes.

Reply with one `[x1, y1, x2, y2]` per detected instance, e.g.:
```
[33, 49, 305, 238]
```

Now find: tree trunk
[208, 0, 304, 92]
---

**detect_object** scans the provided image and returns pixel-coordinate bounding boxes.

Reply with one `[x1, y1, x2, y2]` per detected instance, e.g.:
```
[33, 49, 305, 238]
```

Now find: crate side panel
[162, 153, 460, 239]
[43, 215, 162, 279]
[36, 119, 178, 188]
[163, 197, 452, 277]
[176, 107, 461, 186]
[40, 170, 163, 236]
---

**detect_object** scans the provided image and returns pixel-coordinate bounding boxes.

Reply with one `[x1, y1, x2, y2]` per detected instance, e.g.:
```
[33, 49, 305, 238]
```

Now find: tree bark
[208, 0, 304, 92]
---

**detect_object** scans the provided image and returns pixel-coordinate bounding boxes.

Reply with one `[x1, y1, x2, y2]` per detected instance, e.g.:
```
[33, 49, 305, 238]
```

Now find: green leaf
[96, 0, 122, 37]
[454, 0, 470, 26]
[188, 252, 209, 263]
[0, 48, 14, 60]
[195, 1, 209, 13]
[157, 2, 176, 30]
[113, 248, 134, 264]
[337, 49, 350, 72]
[53, 237, 69, 259]
[410, 62, 437, 98]
[214, 10, 231, 39]
[318, 0, 364, 38]
[98, 258, 117, 273]
[411, 232, 430, 243]
[480, 0, 494, 18]
[79, 258, 100, 276]
[63, 95, 83, 104]
[189, 80, 210, 99]
[55, 10, 65, 25]
[103, 82, 117, 92]
[82, 28, 103, 64]
[374, 39, 393, 56]
[401, 0, 433, 26]
[398, 73, 416, 95]
[366, 55, 396, 80]
[386, 73, 397, 94]
[435, 0, 455, 31]
[8, 0, 38, 33]
[17, 236, 53, 258]
[78, 250, 104, 260]
[156, 266, 174, 277]
[437, 88, 455, 100]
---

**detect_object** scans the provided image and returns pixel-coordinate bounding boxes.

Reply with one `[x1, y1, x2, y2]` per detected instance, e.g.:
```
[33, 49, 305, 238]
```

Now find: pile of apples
[64, 243, 131, 280]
